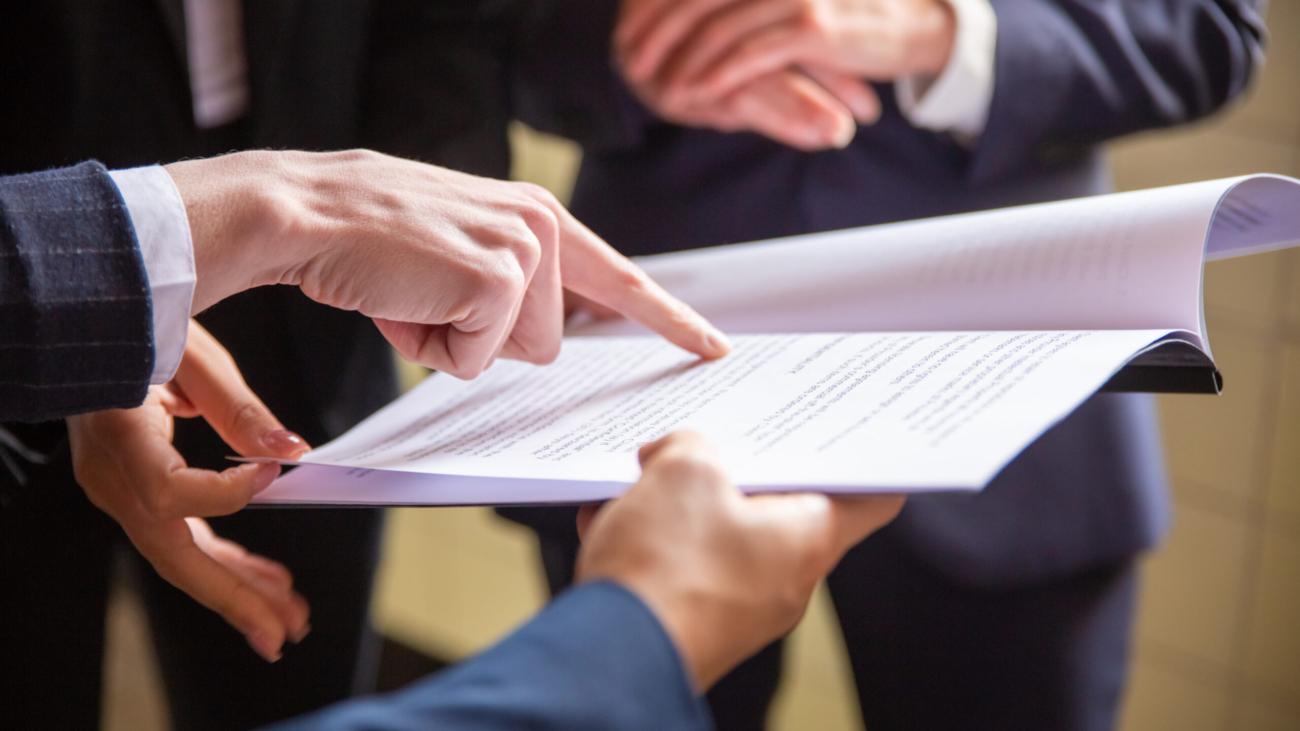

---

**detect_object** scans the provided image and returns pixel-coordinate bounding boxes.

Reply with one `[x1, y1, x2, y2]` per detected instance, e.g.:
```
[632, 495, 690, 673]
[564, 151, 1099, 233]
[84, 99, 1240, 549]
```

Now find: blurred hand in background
[613, 0, 956, 150]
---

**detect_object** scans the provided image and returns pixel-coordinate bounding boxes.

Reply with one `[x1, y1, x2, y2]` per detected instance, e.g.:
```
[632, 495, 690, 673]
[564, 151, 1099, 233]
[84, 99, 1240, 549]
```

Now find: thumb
[826, 495, 906, 555]
[575, 503, 605, 543]
[745, 492, 901, 576]
[173, 321, 309, 459]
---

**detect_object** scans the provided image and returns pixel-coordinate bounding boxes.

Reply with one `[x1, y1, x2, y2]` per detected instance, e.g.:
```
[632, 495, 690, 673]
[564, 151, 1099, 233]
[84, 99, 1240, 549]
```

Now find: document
[255, 174, 1300, 506]
[258, 330, 1172, 505]
[575, 174, 1300, 392]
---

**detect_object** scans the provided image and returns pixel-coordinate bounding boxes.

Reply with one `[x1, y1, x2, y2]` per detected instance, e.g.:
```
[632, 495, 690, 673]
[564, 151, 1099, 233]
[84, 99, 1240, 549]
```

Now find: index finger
[556, 210, 731, 360]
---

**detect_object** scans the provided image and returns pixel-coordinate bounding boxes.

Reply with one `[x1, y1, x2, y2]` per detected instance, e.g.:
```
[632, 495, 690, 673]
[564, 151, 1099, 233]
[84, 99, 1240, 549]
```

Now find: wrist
[165, 151, 305, 313]
[583, 573, 727, 692]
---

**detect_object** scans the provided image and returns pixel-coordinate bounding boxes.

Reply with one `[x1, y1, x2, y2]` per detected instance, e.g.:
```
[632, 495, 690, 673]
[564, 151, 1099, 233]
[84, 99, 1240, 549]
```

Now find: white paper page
[256, 330, 1171, 506]
[574, 178, 1294, 348]
[1206, 175, 1300, 260]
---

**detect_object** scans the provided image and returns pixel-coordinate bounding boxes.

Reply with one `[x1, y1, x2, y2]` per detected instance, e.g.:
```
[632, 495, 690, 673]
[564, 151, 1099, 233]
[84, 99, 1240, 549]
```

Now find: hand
[575, 431, 904, 689]
[166, 150, 730, 380]
[611, 0, 955, 150]
[67, 321, 311, 662]
[619, 0, 955, 105]
[624, 65, 865, 151]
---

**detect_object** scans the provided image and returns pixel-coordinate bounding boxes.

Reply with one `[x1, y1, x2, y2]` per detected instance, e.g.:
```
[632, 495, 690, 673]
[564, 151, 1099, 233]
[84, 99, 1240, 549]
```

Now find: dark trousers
[510, 506, 1138, 731]
[1, 288, 393, 731]
[0, 441, 385, 731]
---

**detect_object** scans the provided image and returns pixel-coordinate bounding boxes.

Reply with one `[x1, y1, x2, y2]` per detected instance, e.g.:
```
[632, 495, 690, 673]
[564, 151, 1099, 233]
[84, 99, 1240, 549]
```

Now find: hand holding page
[256, 174, 1300, 506]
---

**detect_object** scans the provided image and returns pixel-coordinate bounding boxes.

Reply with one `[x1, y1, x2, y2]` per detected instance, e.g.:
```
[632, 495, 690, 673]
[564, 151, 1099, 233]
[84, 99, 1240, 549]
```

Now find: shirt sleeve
[108, 166, 196, 385]
[893, 0, 998, 142]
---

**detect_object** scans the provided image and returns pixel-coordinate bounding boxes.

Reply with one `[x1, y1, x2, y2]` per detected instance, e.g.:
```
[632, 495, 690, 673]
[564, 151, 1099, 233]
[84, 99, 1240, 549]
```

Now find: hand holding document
[256, 174, 1300, 506]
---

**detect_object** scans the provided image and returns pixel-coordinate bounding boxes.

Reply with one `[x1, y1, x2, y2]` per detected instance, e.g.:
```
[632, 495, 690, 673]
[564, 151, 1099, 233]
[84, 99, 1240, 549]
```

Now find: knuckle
[795, 1, 829, 34]
[463, 258, 522, 304]
[514, 181, 560, 206]
[140, 483, 177, 521]
[533, 338, 562, 365]
[224, 400, 265, 436]
[511, 204, 554, 260]
[515, 227, 545, 272]
[492, 254, 530, 297]
[653, 449, 724, 484]
[226, 581, 272, 628]
[336, 148, 383, 164]
[516, 334, 563, 366]
[611, 261, 651, 293]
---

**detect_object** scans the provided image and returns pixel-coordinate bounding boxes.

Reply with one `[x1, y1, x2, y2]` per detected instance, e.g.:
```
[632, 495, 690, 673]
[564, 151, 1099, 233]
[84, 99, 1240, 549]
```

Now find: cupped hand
[67, 321, 311, 662]
[167, 150, 731, 381]
[575, 431, 904, 689]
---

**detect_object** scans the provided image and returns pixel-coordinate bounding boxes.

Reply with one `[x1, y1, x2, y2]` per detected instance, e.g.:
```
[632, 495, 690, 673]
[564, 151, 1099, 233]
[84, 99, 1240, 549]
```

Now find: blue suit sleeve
[262, 580, 712, 731]
[0, 161, 154, 422]
[972, 0, 1266, 181]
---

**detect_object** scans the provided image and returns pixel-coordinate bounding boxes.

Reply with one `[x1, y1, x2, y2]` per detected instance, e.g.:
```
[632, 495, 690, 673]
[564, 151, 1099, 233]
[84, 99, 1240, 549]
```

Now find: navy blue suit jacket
[0, 162, 154, 422]
[512, 0, 1265, 586]
[267, 581, 709, 731]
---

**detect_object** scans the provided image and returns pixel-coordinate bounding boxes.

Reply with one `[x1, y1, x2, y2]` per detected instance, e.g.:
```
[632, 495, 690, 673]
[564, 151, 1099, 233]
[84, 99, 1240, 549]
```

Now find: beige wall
[1112, 2, 1300, 728]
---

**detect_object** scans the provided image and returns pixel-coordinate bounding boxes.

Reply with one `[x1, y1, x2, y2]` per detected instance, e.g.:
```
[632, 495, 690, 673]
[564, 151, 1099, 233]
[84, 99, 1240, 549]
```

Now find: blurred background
[104, 2, 1299, 729]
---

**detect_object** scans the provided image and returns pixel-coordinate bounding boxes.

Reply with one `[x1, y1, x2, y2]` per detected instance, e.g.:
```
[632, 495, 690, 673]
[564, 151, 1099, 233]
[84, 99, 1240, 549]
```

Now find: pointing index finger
[556, 211, 730, 360]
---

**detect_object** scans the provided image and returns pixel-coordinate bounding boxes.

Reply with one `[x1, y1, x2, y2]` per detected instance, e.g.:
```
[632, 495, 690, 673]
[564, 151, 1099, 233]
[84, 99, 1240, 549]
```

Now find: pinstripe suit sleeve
[0, 161, 155, 422]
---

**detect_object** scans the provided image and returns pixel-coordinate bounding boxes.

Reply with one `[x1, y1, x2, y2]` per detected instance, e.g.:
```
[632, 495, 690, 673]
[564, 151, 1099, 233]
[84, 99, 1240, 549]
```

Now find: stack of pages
[254, 174, 1300, 506]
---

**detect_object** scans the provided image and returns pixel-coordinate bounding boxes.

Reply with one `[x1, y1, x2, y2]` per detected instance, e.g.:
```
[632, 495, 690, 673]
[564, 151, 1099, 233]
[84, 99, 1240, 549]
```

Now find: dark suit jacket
[0, 0, 519, 444]
[266, 582, 710, 731]
[0, 5, 526, 728]
[0, 161, 153, 422]
[511, 0, 1265, 587]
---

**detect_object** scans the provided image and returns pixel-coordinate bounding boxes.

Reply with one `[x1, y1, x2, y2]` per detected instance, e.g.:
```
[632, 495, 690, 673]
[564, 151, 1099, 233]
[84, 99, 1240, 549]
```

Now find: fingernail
[289, 622, 312, 644]
[261, 429, 309, 457]
[252, 463, 280, 494]
[851, 101, 877, 124]
[705, 329, 732, 357]
[247, 630, 282, 662]
[857, 98, 881, 125]
[830, 121, 856, 149]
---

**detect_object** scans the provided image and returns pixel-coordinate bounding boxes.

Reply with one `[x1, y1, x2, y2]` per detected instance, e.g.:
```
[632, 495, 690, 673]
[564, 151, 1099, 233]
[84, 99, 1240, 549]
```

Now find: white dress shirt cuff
[894, 0, 997, 143]
[185, 0, 250, 128]
[109, 166, 196, 385]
